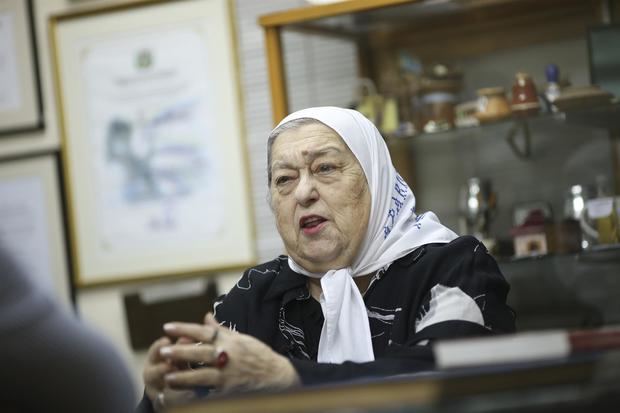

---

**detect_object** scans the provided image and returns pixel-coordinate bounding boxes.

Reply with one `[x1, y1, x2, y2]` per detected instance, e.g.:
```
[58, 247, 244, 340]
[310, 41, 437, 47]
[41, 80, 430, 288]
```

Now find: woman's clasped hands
[143, 313, 299, 410]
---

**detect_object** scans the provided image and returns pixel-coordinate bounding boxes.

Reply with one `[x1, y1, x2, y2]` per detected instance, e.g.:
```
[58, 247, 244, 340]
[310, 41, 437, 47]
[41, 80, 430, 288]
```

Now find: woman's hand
[160, 314, 300, 394]
[142, 336, 198, 411]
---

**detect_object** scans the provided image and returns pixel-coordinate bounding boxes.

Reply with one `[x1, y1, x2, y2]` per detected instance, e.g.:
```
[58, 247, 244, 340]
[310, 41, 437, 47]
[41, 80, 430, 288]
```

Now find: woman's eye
[275, 176, 292, 186]
[317, 164, 335, 174]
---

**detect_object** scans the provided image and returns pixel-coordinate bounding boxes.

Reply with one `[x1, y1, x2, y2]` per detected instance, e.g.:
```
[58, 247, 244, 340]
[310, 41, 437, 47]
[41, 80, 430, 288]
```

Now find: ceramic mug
[421, 91, 456, 133]
[475, 87, 512, 123]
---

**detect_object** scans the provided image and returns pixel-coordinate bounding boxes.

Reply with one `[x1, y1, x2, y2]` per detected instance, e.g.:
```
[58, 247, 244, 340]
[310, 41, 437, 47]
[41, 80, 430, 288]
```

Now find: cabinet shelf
[498, 243, 620, 266]
[388, 103, 620, 145]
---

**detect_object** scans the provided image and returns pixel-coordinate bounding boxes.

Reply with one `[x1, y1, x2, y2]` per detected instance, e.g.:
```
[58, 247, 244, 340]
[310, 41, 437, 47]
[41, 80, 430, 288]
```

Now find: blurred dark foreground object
[0, 247, 136, 413]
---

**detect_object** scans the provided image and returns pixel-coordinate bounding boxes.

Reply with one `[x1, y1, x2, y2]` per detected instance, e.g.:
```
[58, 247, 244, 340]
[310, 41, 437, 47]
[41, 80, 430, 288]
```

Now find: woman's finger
[165, 367, 221, 388]
[164, 322, 217, 342]
[144, 362, 176, 389]
[160, 343, 216, 364]
[147, 337, 171, 362]
[204, 313, 232, 340]
[145, 362, 176, 380]
[176, 336, 196, 345]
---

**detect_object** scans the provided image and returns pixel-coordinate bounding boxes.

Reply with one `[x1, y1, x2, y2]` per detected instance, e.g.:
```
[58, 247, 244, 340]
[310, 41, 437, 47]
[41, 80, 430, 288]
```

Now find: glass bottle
[544, 64, 561, 112]
[589, 175, 620, 244]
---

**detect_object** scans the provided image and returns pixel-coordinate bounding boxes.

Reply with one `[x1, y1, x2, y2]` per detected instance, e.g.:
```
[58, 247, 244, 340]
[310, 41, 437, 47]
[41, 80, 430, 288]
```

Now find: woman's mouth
[299, 215, 327, 235]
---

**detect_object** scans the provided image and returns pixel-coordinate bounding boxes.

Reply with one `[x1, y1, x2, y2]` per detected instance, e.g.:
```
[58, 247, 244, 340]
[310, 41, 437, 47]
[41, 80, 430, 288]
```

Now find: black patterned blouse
[213, 235, 516, 385]
[137, 235, 515, 412]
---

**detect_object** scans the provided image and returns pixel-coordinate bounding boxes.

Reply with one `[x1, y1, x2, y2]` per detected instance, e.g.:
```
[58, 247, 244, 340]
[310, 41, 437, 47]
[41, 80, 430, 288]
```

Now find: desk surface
[169, 352, 620, 413]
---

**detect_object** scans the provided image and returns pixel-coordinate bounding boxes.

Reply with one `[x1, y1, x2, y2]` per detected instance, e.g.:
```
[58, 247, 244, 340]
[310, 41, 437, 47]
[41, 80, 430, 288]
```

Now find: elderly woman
[138, 107, 515, 411]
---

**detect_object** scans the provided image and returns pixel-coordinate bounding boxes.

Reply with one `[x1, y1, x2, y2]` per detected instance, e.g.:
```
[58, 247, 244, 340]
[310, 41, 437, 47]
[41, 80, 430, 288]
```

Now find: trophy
[459, 177, 496, 240]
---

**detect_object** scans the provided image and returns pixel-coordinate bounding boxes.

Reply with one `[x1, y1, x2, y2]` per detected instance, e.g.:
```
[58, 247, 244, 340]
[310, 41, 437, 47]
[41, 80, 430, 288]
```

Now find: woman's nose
[294, 174, 318, 206]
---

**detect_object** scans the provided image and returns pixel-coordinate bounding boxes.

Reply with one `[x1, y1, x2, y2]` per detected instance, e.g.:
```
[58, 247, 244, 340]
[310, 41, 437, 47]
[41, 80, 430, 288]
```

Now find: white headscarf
[273, 107, 458, 363]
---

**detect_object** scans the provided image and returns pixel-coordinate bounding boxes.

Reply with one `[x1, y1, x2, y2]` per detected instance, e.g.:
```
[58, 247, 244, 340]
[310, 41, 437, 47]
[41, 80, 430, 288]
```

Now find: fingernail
[160, 347, 172, 356]
[163, 323, 175, 331]
[165, 373, 177, 382]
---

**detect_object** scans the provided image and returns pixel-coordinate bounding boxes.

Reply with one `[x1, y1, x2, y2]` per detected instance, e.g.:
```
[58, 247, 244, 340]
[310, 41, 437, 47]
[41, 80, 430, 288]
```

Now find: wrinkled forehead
[273, 121, 348, 154]
[275, 107, 372, 175]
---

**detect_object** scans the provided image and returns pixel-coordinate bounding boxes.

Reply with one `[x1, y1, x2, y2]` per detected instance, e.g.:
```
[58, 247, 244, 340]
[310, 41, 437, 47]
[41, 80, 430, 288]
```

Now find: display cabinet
[259, 0, 620, 330]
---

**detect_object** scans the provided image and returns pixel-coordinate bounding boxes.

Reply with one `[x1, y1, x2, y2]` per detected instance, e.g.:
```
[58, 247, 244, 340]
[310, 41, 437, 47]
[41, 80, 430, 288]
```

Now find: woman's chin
[293, 252, 346, 273]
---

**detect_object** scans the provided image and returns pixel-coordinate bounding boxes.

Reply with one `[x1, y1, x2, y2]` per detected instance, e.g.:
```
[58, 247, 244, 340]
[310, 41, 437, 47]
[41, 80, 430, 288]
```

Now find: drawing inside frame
[0, 0, 43, 134]
[50, 0, 256, 286]
[0, 153, 72, 308]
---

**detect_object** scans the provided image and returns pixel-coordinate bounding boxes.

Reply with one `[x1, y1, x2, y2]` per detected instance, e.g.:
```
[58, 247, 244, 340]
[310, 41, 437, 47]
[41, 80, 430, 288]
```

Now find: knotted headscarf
[273, 107, 457, 363]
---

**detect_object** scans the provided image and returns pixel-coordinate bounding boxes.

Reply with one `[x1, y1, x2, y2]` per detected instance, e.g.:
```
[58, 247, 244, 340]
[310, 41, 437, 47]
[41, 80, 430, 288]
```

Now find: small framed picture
[0, 0, 44, 134]
[50, 0, 256, 286]
[0, 153, 72, 307]
[0, 0, 43, 135]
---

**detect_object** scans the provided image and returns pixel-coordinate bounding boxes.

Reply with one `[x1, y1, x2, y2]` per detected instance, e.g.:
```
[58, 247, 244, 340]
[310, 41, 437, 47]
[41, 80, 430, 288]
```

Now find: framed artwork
[0, 153, 72, 308]
[0, 0, 44, 134]
[50, 0, 256, 286]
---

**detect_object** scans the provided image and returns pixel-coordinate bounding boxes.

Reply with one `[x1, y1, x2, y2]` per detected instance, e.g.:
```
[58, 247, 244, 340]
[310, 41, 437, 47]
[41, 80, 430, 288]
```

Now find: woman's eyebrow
[271, 160, 296, 171]
[302, 146, 342, 161]
[272, 146, 343, 171]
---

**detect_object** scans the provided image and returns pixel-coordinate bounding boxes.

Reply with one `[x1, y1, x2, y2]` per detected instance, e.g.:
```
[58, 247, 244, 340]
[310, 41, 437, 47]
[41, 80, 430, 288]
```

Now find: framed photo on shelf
[50, 0, 256, 287]
[0, 153, 72, 307]
[0, 0, 44, 134]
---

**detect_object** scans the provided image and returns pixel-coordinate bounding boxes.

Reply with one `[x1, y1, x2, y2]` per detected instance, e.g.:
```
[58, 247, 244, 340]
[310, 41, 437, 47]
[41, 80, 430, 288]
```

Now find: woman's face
[269, 122, 371, 273]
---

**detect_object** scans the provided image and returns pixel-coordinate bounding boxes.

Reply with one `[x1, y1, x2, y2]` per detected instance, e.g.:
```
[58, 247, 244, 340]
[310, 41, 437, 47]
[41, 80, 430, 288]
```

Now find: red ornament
[215, 349, 229, 368]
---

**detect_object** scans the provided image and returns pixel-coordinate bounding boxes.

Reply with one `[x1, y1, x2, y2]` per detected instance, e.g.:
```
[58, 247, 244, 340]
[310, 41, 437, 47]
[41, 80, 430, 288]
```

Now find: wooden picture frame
[0, 152, 72, 307]
[0, 0, 44, 134]
[50, 0, 256, 287]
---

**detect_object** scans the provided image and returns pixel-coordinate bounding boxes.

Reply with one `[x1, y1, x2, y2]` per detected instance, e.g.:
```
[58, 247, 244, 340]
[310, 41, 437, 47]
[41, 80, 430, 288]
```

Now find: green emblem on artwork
[136, 50, 153, 69]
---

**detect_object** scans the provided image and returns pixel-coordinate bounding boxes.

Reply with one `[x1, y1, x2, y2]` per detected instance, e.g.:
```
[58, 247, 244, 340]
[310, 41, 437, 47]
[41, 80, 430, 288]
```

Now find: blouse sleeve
[408, 236, 516, 344]
[291, 236, 516, 385]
